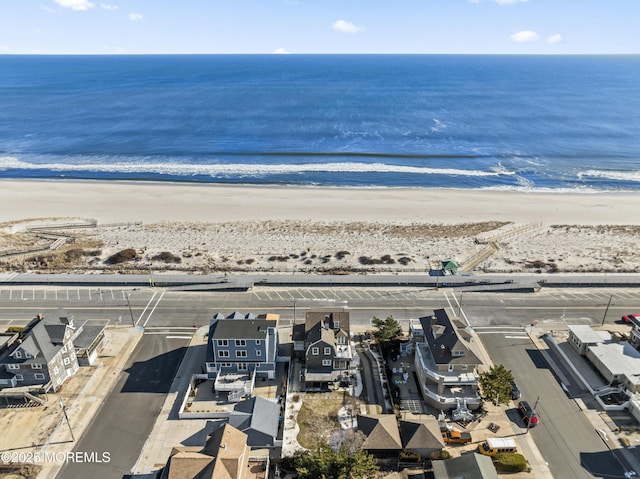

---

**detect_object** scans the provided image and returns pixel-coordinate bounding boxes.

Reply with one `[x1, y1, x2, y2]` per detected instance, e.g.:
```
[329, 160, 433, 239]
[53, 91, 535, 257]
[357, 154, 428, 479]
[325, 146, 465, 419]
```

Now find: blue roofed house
[0, 309, 80, 392]
[229, 396, 280, 448]
[206, 312, 279, 400]
[414, 308, 483, 410]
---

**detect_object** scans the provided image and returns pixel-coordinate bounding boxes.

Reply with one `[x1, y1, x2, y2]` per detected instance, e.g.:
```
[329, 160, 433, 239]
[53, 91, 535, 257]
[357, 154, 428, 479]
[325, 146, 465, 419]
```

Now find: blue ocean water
[0, 54, 639, 190]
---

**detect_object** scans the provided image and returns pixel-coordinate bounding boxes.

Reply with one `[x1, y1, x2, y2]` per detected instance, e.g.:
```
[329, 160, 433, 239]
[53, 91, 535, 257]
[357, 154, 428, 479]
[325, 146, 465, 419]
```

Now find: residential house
[160, 422, 268, 479]
[0, 309, 80, 391]
[414, 309, 483, 410]
[357, 414, 402, 456]
[293, 310, 352, 390]
[432, 452, 498, 479]
[206, 313, 279, 401]
[567, 325, 610, 356]
[399, 416, 445, 459]
[229, 397, 280, 448]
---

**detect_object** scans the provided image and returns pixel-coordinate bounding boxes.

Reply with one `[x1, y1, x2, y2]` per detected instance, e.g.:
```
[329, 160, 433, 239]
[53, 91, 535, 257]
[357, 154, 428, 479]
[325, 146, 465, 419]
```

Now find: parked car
[510, 380, 521, 400]
[518, 400, 539, 427]
[622, 314, 640, 323]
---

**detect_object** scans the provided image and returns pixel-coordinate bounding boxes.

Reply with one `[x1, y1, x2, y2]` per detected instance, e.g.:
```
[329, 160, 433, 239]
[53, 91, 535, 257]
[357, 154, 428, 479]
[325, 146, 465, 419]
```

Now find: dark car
[510, 381, 521, 400]
[518, 400, 539, 427]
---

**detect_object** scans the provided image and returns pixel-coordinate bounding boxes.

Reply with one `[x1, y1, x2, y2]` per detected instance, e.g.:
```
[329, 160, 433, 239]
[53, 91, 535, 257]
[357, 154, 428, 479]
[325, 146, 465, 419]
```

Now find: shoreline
[3, 179, 640, 225]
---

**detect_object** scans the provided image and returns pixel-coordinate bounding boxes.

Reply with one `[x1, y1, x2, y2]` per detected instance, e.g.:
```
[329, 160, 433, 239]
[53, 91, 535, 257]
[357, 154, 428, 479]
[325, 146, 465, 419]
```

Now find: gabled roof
[357, 414, 402, 451]
[164, 423, 249, 479]
[419, 309, 481, 366]
[306, 325, 336, 349]
[229, 397, 279, 446]
[399, 417, 445, 450]
[432, 452, 498, 479]
[304, 311, 350, 335]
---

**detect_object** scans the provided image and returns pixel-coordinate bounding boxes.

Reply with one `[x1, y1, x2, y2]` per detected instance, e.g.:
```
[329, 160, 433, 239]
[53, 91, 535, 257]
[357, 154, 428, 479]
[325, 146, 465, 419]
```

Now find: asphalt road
[55, 334, 188, 479]
[480, 332, 627, 479]
[0, 285, 638, 330]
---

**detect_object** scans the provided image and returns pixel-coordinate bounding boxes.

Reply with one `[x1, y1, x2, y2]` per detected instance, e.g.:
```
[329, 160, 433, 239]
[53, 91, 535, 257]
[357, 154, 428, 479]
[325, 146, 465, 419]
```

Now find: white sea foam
[0, 156, 509, 177]
[578, 169, 640, 182]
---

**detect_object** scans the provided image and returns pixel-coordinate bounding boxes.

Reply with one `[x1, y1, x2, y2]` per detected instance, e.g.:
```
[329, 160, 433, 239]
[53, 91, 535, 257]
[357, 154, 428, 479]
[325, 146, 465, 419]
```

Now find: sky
[0, 0, 638, 55]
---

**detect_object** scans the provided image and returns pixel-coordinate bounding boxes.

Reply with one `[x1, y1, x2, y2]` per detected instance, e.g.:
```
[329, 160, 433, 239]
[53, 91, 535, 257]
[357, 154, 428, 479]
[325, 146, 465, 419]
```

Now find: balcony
[420, 382, 482, 410]
[415, 344, 478, 385]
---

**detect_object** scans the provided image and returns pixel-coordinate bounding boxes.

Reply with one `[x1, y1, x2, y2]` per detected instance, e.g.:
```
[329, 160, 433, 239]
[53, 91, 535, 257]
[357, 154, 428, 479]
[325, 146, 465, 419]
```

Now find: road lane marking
[165, 336, 192, 339]
[136, 291, 158, 326]
[504, 335, 530, 339]
[142, 291, 165, 327]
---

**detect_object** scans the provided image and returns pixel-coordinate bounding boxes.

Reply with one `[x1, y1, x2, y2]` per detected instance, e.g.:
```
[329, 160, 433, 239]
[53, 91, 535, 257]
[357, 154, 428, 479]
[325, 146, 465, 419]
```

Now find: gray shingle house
[414, 308, 483, 410]
[229, 396, 280, 448]
[0, 309, 79, 391]
[294, 311, 352, 390]
[206, 312, 279, 382]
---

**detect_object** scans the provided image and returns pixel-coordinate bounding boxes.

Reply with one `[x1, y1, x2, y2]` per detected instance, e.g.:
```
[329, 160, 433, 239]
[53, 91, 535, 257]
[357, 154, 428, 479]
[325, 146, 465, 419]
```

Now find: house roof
[229, 397, 279, 446]
[568, 325, 611, 344]
[357, 414, 402, 451]
[432, 453, 498, 479]
[419, 309, 481, 366]
[399, 417, 445, 450]
[73, 325, 106, 350]
[209, 317, 276, 340]
[164, 423, 249, 479]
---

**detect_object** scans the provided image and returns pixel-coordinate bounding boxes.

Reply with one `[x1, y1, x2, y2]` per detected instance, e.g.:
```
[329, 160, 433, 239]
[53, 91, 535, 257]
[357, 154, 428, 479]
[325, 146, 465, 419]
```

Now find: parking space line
[136, 291, 158, 326]
[361, 290, 375, 299]
[142, 291, 166, 327]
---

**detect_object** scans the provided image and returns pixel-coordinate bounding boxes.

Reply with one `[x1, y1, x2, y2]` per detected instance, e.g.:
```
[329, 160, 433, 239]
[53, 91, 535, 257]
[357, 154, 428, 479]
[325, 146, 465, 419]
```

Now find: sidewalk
[36, 326, 144, 479]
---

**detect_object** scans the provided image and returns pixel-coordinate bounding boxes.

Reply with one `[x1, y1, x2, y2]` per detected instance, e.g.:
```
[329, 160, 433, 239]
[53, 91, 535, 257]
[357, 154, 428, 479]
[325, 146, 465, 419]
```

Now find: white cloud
[496, 0, 528, 4]
[273, 48, 290, 54]
[547, 34, 563, 44]
[128, 13, 143, 21]
[332, 20, 363, 34]
[100, 3, 118, 10]
[510, 30, 540, 42]
[54, 0, 95, 10]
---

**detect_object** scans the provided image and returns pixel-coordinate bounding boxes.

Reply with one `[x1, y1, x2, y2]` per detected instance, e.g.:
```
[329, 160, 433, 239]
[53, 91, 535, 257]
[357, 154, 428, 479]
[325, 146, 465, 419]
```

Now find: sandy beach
[1, 179, 640, 275]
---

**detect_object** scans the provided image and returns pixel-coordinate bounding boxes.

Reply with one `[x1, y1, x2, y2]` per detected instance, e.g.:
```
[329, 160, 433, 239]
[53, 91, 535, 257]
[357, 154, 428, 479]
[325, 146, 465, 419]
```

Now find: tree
[293, 443, 379, 479]
[371, 315, 402, 353]
[478, 364, 514, 406]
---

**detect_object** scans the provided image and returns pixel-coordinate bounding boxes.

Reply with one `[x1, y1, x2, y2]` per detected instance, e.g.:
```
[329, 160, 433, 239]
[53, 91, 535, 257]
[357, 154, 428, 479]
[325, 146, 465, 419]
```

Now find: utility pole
[126, 293, 135, 327]
[602, 295, 613, 326]
[526, 396, 540, 435]
[59, 399, 75, 442]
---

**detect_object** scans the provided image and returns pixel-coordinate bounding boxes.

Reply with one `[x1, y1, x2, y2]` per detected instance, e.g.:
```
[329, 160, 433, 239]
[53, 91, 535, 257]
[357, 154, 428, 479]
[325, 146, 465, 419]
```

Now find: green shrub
[494, 453, 528, 472]
[439, 449, 451, 460]
[151, 251, 181, 263]
[399, 449, 421, 462]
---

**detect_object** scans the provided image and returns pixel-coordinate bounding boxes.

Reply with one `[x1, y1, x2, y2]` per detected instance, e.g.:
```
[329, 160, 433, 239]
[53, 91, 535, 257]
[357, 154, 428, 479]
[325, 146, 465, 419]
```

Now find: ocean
[0, 54, 639, 190]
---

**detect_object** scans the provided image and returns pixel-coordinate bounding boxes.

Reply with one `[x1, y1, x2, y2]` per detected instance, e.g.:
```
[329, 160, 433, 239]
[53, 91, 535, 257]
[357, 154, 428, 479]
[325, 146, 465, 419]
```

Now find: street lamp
[59, 399, 75, 442]
[601, 295, 613, 326]
[126, 292, 136, 327]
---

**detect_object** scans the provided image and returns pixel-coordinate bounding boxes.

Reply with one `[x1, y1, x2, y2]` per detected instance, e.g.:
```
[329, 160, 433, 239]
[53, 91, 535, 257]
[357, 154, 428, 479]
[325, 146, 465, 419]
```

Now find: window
[25, 351, 31, 358]
[217, 339, 228, 347]
[236, 350, 247, 358]
[238, 363, 248, 371]
[15, 374, 23, 381]
[255, 340, 261, 345]
[7, 364, 20, 370]
[34, 373, 45, 380]
[337, 336, 346, 345]
[61, 345, 67, 353]
[63, 357, 71, 366]
[15, 350, 22, 359]
[235, 339, 246, 347]
[312, 347, 319, 355]
[53, 366, 59, 375]
[324, 347, 331, 355]
[31, 364, 43, 370]
[256, 350, 262, 356]
[448, 364, 454, 372]
[218, 350, 230, 358]
[322, 360, 332, 366]
[219, 362, 232, 368]
[334, 321, 340, 330]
